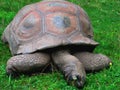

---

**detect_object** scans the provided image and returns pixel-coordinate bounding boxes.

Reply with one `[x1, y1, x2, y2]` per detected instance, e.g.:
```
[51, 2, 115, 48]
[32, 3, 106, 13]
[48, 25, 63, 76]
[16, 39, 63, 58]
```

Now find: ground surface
[0, 0, 120, 90]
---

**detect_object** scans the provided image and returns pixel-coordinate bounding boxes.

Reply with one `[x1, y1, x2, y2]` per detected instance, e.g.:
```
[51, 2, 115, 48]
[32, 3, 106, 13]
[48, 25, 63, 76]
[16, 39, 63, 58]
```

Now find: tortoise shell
[3, 0, 98, 55]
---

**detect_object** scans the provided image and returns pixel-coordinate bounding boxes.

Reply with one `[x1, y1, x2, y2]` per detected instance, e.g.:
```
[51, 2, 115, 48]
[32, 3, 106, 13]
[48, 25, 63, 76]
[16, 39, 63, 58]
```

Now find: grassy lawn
[0, 0, 120, 90]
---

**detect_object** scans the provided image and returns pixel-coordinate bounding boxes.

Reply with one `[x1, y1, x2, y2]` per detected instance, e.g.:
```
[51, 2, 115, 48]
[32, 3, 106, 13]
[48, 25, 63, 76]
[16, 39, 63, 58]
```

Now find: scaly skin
[52, 50, 86, 88]
[6, 53, 50, 76]
[6, 50, 111, 88]
[74, 52, 112, 71]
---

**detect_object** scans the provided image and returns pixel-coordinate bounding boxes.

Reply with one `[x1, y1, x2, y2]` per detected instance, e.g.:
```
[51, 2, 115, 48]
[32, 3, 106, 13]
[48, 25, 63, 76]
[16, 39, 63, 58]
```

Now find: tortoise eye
[16, 11, 42, 39]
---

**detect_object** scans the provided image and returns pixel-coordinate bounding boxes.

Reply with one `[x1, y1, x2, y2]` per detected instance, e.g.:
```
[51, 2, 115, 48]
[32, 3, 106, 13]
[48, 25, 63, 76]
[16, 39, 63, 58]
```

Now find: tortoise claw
[67, 74, 85, 88]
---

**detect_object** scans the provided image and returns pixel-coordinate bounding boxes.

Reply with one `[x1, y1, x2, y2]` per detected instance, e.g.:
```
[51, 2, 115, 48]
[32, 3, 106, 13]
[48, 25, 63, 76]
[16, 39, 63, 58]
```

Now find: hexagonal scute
[16, 11, 42, 40]
[45, 12, 79, 37]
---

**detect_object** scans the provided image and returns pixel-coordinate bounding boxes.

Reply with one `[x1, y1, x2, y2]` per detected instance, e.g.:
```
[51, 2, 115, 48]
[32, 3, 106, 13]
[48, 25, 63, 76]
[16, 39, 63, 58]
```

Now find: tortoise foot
[64, 64, 85, 88]
[52, 50, 86, 88]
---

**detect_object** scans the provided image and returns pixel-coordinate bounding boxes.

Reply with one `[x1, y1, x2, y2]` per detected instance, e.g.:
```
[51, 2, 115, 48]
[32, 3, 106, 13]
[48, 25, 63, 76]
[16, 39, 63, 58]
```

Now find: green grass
[0, 0, 120, 90]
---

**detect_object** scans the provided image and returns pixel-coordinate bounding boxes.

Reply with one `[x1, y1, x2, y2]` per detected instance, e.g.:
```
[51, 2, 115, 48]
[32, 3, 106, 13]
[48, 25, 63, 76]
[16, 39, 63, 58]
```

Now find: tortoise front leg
[74, 52, 112, 71]
[52, 50, 86, 88]
[6, 52, 50, 76]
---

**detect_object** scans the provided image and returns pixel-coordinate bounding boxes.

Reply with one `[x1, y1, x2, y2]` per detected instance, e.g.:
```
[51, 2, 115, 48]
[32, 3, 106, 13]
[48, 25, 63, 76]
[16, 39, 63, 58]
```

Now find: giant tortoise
[1, 0, 111, 88]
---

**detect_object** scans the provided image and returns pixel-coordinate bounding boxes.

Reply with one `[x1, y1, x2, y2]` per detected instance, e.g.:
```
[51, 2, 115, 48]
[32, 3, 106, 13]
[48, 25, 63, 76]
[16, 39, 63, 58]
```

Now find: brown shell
[3, 0, 98, 55]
